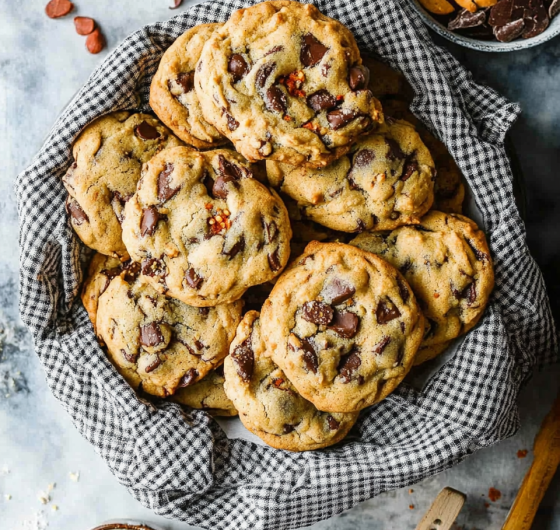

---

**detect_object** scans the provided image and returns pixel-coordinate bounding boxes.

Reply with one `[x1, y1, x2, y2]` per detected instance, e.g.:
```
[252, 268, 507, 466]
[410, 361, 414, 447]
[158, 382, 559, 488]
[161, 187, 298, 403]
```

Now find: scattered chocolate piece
[45, 0, 74, 19]
[140, 207, 160, 237]
[302, 301, 334, 325]
[326, 415, 340, 430]
[448, 8, 487, 30]
[86, 28, 105, 55]
[338, 350, 361, 383]
[301, 34, 328, 67]
[376, 300, 401, 324]
[135, 121, 160, 140]
[74, 16, 95, 35]
[178, 368, 198, 387]
[307, 90, 337, 111]
[140, 322, 164, 347]
[157, 163, 179, 202]
[185, 268, 203, 289]
[232, 338, 254, 382]
[228, 54, 250, 82]
[328, 310, 359, 338]
[494, 18, 525, 41]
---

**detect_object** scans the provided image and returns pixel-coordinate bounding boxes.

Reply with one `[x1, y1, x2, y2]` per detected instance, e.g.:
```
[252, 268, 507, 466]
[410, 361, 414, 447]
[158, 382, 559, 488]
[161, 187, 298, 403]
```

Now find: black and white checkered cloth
[15, 0, 558, 528]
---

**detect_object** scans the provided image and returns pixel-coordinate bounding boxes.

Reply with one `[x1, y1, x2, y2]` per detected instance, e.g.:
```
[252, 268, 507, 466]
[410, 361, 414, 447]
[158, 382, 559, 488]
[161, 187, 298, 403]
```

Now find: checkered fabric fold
[16, 0, 558, 528]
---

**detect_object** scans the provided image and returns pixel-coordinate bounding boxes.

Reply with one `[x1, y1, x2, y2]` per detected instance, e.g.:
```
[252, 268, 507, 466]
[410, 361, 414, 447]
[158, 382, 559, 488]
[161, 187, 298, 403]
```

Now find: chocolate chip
[376, 299, 401, 324]
[326, 415, 340, 430]
[348, 66, 369, 90]
[302, 301, 334, 325]
[145, 356, 162, 373]
[256, 62, 275, 89]
[301, 34, 328, 67]
[141, 258, 166, 278]
[396, 277, 410, 303]
[199, 307, 209, 316]
[140, 322, 164, 347]
[268, 248, 282, 271]
[324, 278, 356, 305]
[327, 108, 358, 130]
[300, 338, 318, 373]
[265, 86, 287, 114]
[178, 368, 198, 387]
[401, 160, 418, 182]
[212, 176, 230, 199]
[386, 138, 406, 161]
[66, 197, 88, 225]
[449, 8, 487, 30]
[353, 149, 375, 168]
[373, 336, 391, 355]
[228, 54, 249, 82]
[194, 340, 205, 351]
[121, 349, 138, 363]
[185, 268, 203, 289]
[140, 207, 160, 237]
[338, 350, 361, 383]
[494, 18, 526, 40]
[222, 236, 245, 259]
[176, 71, 194, 93]
[223, 110, 239, 131]
[157, 163, 179, 202]
[135, 121, 161, 140]
[283, 424, 295, 434]
[328, 310, 359, 338]
[232, 338, 254, 382]
[307, 89, 337, 111]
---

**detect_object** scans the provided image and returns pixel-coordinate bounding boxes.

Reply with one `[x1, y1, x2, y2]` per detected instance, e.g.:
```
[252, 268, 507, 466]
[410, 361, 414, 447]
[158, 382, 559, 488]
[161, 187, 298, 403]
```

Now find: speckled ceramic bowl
[409, 0, 560, 51]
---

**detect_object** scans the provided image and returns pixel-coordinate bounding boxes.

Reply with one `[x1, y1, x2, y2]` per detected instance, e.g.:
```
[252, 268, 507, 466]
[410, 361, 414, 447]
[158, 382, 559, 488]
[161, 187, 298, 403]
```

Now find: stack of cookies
[68, 0, 494, 452]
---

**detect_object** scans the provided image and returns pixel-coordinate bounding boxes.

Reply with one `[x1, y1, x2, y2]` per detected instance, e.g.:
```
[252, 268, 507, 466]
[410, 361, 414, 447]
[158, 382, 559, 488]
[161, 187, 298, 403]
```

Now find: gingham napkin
[15, 0, 558, 528]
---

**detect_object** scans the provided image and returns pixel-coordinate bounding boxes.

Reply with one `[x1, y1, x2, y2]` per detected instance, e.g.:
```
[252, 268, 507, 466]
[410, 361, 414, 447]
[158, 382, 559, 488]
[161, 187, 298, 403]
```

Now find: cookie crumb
[484, 502, 490, 508]
[69, 471, 80, 482]
[38, 493, 50, 505]
[5, 493, 11, 500]
[409, 504, 414, 509]
[488, 487, 501, 502]
[47, 483, 56, 492]
[517, 449, 528, 458]
[52, 504, 59, 511]
[408, 488, 414, 494]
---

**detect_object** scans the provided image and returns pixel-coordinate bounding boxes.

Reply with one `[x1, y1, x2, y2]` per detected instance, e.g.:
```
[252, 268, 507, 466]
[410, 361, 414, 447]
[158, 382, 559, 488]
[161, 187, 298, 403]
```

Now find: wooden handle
[415, 487, 466, 530]
[502, 392, 560, 530]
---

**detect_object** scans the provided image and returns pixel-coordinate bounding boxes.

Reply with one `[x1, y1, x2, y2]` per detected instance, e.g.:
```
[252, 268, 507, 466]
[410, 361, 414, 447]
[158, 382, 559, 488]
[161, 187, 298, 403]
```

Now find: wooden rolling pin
[502, 391, 560, 530]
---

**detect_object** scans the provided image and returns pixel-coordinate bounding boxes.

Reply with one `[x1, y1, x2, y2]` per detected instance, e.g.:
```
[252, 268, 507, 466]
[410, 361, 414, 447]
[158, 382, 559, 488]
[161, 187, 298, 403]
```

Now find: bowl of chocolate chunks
[410, 0, 560, 51]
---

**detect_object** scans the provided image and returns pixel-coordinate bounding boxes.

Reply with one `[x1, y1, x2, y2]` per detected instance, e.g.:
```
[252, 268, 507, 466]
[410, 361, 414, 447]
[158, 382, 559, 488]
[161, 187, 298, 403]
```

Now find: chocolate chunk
[265, 45, 284, 56]
[157, 163, 179, 202]
[223, 236, 245, 259]
[66, 197, 89, 225]
[396, 277, 410, 303]
[300, 338, 318, 373]
[283, 424, 295, 434]
[218, 154, 244, 181]
[122, 260, 141, 283]
[326, 415, 340, 430]
[212, 176, 230, 199]
[386, 138, 406, 161]
[265, 86, 287, 114]
[324, 278, 356, 305]
[145, 356, 162, 373]
[495, 19, 525, 41]
[224, 110, 239, 131]
[338, 350, 361, 383]
[448, 8, 487, 30]
[353, 149, 375, 168]
[228, 54, 249, 82]
[356, 219, 366, 233]
[121, 349, 138, 363]
[328, 310, 359, 338]
[135, 121, 160, 140]
[348, 66, 369, 90]
[465, 238, 490, 262]
[100, 267, 121, 295]
[522, 2, 549, 38]
[201, 170, 215, 198]
[140, 207, 160, 237]
[185, 268, 203, 289]
[232, 338, 254, 382]
[141, 258, 166, 278]
[301, 34, 328, 67]
[401, 160, 418, 182]
[268, 248, 282, 271]
[489, 0, 514, 25]
[461, 282, 477, 305]
[376, 299, 401, 324]
[373, 336, 391, 355]
[327, 108, 358, 130]
[176, 72, 194, 93]
[302, 301, 334, 325]
[178, 368, 198, 388]
[263, 219, 278, 244]
[256, 62, 275, 89]
[307, 89, 337, 111]
[140, 322, 164, 347]
[199, 307, 209, 316]
[400, 259, 412, 274]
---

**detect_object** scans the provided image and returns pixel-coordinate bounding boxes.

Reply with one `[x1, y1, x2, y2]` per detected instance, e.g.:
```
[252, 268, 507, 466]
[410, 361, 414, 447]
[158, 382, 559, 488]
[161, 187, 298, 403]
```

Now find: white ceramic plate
[409, 0, 560, 52]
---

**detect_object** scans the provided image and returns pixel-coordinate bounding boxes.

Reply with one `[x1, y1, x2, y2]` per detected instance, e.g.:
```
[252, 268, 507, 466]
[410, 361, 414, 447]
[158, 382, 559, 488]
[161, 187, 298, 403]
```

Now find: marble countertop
[0, 1, 559, 529]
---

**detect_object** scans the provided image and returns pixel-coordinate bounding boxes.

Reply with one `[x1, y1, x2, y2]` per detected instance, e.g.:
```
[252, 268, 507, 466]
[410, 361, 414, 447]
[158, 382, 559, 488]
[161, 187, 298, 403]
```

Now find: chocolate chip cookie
[350, 211, 494, 364]
[63, 112, 183, 259]
[195, 0, 383, 168]
[150, 24, 228, 149]
[171, 366, 237, 416]
[260, 242, 424, 412]
[266, 119, 435, 233]
[224, 311, 358, 450]
[121, 146, 291, 306]
[82, 253, 243, 397]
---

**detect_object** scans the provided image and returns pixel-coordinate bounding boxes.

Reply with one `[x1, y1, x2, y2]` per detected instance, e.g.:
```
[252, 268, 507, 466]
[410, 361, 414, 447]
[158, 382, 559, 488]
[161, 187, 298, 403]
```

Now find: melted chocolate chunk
[302, 301, 334, 325]
[307, 89, 337, 111]
[401, 160, 418, 182]
[327, 108, 358, 130]
[122, 261, 141, 283]
[327, 415, 340, 430]
[141, 258, 166, 278]
[300, 338, 318, 374]
[140, 322, 164, 347]
[465, 238, 490, 262]
[353, 149, 375, 168]
[324, 278, 356, 305]
[462, 282, 477, 305]
[448, 8, 487, 30]
[135, 121, 161, 140]
[328, 310, 359, 338]
[212, 176, 230, 199]
[376, 299, 401, 324]
[373, 336, 391, 355]
[265, 45, 284, 56]
[256, 62, 275, 89]
[66, 197, 89, 225]
[201, 170, 215, 198]
[178, 368, 198, 387]
[100, 267, 122, 295]
[121, 349, 138, 364]
[268, 248, 282, 271]
[218, 155, 245, 181]
[223, 236, 245, 259]
[141, 206, 160, 237]
[232, 338, 254, 382]
[348, 66, 369, 90]
[283, 424, 295, 434]
[265, 86, 287, 114]
[145, 356, 162, 373]
[386, 138, 406, 161]
[157, 163, 179, 202]
[228, 54, 250, 82]
[176, 71, 194, 93]
[396, 276, 410, 303]
[185, 268, 203, 289]
[301, 34, 328, 67]
[338, 350, 361, 383]
[224, 110, 239, 131]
